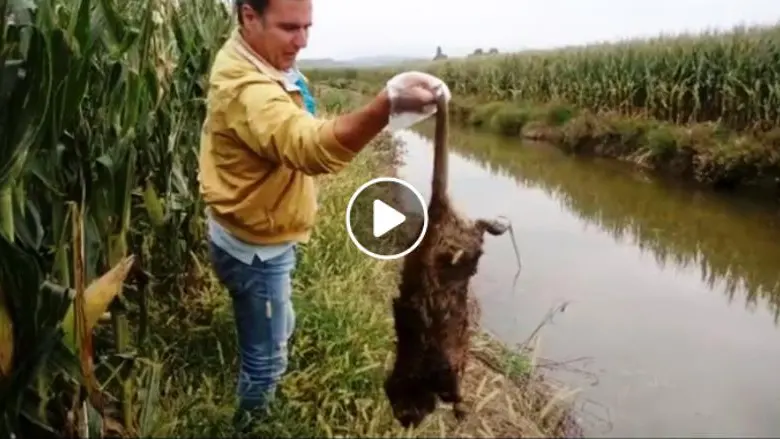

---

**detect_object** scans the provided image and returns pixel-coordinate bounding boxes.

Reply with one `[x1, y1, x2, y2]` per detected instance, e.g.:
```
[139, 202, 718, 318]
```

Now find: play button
[346, 177, 428, 260]
[373, 199, 406, 237]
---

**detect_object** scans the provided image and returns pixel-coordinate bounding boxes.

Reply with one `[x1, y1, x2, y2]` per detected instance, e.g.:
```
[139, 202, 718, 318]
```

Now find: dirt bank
[450, 97, 780, 195]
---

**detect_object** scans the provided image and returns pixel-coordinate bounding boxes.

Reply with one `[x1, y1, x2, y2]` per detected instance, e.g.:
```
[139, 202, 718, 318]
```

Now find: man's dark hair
[235, 0, 268, 25]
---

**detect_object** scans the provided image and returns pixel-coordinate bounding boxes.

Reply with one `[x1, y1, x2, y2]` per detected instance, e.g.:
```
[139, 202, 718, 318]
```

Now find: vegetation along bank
[0, 0, 580, 438]
[307, 23, 780, 197]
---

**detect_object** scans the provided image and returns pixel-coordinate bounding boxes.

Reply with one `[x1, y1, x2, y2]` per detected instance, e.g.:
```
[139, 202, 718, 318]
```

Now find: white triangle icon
[373, 199, 406, 238]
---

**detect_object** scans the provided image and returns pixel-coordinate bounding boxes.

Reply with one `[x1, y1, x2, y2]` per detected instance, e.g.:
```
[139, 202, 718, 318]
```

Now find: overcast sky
[295, 0, 780, 59]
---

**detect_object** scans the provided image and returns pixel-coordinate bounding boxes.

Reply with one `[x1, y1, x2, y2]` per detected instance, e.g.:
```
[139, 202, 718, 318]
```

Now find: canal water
[392, 121, 780, 438]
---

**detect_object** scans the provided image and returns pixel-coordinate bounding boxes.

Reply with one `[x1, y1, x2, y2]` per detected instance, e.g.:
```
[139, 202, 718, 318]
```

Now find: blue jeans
[208, 241, 297, 413]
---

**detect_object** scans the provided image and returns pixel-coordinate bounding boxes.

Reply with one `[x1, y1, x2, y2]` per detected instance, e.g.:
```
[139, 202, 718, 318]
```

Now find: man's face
[240, 0, 312, 71]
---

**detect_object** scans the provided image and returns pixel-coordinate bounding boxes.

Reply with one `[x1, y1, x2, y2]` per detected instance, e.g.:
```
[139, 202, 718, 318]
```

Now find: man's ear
[239, 3, 265, 27]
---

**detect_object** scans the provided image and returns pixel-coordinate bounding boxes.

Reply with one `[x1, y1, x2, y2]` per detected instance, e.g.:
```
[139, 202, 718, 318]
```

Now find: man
[197, 0, 444, 431]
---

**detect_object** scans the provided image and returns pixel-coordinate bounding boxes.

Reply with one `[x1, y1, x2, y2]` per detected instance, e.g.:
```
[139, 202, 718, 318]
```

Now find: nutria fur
[384, 93, 509, 428]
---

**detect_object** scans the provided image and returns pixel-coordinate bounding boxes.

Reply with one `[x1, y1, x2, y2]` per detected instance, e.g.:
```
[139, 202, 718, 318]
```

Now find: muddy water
[392, 122, 780, 438]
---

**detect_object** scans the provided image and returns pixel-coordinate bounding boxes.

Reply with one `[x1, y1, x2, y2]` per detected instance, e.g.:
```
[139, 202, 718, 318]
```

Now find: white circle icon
[345, 177, 429, 260]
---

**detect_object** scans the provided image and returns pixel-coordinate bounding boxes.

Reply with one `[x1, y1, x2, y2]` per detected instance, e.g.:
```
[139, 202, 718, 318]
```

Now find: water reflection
[392, 122, 780, 437]
[410, 122, 780, 323]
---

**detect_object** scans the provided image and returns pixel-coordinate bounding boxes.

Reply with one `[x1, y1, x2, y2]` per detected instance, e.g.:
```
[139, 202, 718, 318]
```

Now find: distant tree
[343, 68, 358, 80]
[468, 47, 499, 58]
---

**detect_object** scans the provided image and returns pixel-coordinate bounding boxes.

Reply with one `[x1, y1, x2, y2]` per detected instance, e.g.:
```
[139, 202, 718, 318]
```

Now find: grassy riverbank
[148, 133, 581, 437]
[306, 22, 780, 196]
[452, 97, 780, 193]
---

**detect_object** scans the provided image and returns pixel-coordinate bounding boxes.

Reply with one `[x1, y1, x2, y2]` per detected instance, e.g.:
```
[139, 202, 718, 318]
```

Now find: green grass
[468, 99, 780, 193]
[145, 136, 403, 437]
[142, 133, 580, 438]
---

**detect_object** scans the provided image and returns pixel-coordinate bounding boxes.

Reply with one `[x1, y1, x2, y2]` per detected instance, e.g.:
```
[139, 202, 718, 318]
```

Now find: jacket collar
[230, 28, 285, 81]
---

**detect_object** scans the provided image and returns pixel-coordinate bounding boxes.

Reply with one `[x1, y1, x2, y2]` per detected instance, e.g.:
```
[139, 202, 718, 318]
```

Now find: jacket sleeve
[226, 80, 357, 175]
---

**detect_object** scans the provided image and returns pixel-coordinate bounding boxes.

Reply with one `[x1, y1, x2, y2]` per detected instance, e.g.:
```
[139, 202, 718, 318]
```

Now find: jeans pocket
[209, 242, 244, 294]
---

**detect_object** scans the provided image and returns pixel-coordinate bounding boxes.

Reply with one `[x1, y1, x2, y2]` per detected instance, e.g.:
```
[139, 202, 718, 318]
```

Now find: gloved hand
[384, 71, 451, 130]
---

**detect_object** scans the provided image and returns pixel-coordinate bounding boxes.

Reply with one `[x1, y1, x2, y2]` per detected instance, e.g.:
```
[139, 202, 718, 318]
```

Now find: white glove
[385, 71, 451, 131]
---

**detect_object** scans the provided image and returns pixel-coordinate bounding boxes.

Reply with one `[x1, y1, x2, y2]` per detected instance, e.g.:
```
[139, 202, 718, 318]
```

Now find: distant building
[433, 46, 448, 60]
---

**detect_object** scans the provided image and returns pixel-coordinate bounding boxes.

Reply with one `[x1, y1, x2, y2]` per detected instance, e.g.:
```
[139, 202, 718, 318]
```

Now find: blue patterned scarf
[292, 73, 316, 116]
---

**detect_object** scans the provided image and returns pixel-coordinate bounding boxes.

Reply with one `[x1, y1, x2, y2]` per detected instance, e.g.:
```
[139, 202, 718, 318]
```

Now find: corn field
[1, 0, 231, 436]
[308, 22, 780, 132]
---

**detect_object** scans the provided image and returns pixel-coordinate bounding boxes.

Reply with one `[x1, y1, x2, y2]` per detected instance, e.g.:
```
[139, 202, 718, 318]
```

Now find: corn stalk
[309, 23, 780, 133]
[0, 0, 231, 436]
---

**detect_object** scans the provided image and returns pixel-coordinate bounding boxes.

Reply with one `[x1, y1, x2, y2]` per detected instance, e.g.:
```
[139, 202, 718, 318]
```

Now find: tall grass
[0, 0, 231, 436]
[146, 134, 580, 438]
[307, 22, 780, 133]
[148, 137, 407, 437]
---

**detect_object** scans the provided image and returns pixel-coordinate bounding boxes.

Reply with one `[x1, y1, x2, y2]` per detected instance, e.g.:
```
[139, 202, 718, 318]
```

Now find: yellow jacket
[198, 29, 357, 245]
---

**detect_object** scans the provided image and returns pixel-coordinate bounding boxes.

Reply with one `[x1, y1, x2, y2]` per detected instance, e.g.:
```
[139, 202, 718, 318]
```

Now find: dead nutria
[384, 92, 509, 428]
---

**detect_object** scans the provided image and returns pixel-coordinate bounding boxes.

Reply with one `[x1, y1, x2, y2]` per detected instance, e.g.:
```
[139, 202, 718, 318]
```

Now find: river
[391, 121, 780, 438]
